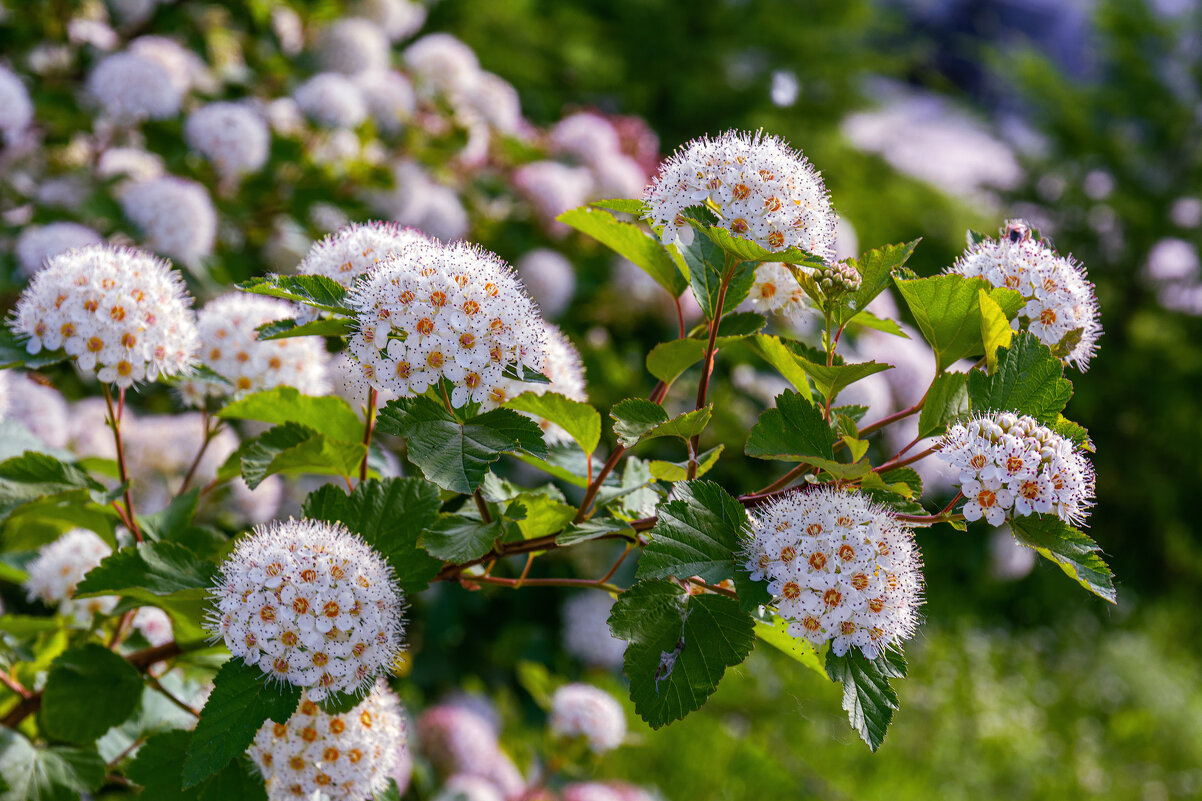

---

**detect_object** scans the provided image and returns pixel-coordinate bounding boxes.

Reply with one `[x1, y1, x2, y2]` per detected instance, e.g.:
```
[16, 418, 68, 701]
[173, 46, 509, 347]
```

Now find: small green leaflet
[128, 730, 267, 801]
[75, 541, 214, 602]
[753, 614, 829, 679]
[0, 729, 105, 801]
[836, 239, 920, 328]
[784, 349, 892, 405]
[916, 372, 970, 438]
[254, 316, 355, 341]
[893, 274, 1024, 371]
[750, 335, 810, 395]
[745, 390, 836, 463]
[505, 392, 601, 455]
[0, 451, 116, 520]
[237, 274, 352, 314]
[239, 422, 366, 489]
[826, 648, 908, 752]
[978, 289, 1014, 372]
[697, 224, 822, 266]
[648, 444, 724, 482]
[967, 332, 1073, 424]
[1009, 515, 1116, 603]
[420, 515, 504, 562]
[646, 339, 706, 385]
[590, 198, 649, 215]
[556, 206, 686, 296]
[610, 399, 712, 448]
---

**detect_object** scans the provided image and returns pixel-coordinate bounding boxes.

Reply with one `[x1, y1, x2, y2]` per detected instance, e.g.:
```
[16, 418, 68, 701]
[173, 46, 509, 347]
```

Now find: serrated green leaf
[420, 514, 503, 562]
[788, 352, 892, 405]
[713, 311, 767, 337]
[967, 332, 1073, 424]
[916, 372, 971, 438]
[505, 392, 600, 455]
[591, 198, 649, 215]
[510, 493, 576, 539]
[139, 489, 200, 542]
[647, 444, 724, 482]
[302, 478, 444, 593]
[0, 452, 111, 520]
[556, 517, 637, 546]
[128, 730, 267, 801]
[0, 729, 105, 801]
[182, 659, 301, 788]
[75, 541, 214, 601]
[610, 399, 712, 448]
[1009, 516, 1115, 603]
[750, 335, 810, 395]
[837, 239, 920, 328]
[240, 422, 366, 489]
[2, 491, 121, 550]
[42, 644, 143, 744]
[753, 615, 828, 678]
[847, 310, 909, 337]
[237, 274, 351, 314]
[893, 274, 1024, 371]
[512, 444, 592, 488]
[218, 388, 362, 442]
[255, 316, 355, 341]
[698, 225, 820, 265]
[1052, 415, 1094, 452]
[646, 339, 706, 385]
[826, 648, 907, 751]
[745, 390, 836, 463]
[978, 289, 1014, 372]
[377, 398, 546, 494]
[557, 207, 686, 296]
[680, 234, 760, 319]
[638, 480, 748, 585]
[609, 579, 755, 728]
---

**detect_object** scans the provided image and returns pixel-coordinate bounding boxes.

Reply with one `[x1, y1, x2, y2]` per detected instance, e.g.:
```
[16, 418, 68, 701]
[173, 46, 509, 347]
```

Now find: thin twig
[473, 489, 493, 524]
[145, 673, 200, 718]
[179, 411, 217, 493]
[359, 388, 377, 483]
[102, 384, 143, 542]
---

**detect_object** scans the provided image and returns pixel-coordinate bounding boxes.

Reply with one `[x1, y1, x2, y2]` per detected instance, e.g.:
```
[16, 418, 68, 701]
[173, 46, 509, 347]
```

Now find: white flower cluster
[210, 519, 404, 700]
[0, 64, 33, 140]
[319, 18, 391, 75]
[548, 683, 626, 754]
[561, 592, 625, 670]
[298, 221, 428, 290]
[14, 222, 104, 278]
[746, 262, 810, 325]
[184, 102, 270, 179]
[644, 129, 837, 261]
[249, 680, 405, 801]
[744, 487, 923, 659]
[950, 219, 1102, 370]
[24, 529, 116, 622]
[416, 704, 525, 799]
[180, 294, 330, 406]
[938, 412, 1094, 527]
[549, 112, 647, 198]
[356, 0, 427, 42]
[402, 33, 479, 98]
[354, 70, 416, 135]
[120, 176, 217, 264]
[86, 51, 181, 121]
[346, 240, 549, 407]
[12, 244, 199, 387]
[294, 73, 368, 128]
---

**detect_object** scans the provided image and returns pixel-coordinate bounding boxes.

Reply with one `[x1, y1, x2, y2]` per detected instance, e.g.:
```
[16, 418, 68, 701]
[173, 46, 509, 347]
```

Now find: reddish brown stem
[102, 384, 143, 543]
[689, 267, 734, 477]
[359, 388, 377, 483]
[875, 445, 938, 474]
[179, 411, 216, 493]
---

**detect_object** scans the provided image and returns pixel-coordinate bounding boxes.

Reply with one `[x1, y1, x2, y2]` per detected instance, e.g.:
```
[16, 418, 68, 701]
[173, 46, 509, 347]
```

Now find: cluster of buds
[814, 260, 862, 298]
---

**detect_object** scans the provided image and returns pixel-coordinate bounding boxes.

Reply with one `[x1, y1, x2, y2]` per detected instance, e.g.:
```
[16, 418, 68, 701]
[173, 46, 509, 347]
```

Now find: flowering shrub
[0, 3, 1115, 800]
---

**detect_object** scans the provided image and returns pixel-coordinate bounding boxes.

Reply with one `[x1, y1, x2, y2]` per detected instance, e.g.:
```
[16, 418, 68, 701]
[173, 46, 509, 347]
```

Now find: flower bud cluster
[815, 260, 862, 296]
[346, 239, 549, 408]
[249, 680, 406, 801]
[644, 129, 837, 261]
[939, 412, 1094, 527]
[548, 683, 626, 754]
[210, 519, 404, 700]
[950, 220, 1101, 370]
[12, 244, 199, 387]
[744, 487, 923, 659]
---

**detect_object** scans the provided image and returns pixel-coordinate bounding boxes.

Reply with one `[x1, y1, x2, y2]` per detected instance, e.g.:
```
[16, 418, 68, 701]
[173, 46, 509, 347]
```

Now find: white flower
[561, 592, 625, 669]
[297, 221, 428, 290]
[120, 176, 217, 265]
[745, 486, 924, 659]
[938, 412, 1095, 527]
[365, 160, 470, 242]
[185, 102, 271, 179]
[24, 529, 117, 623]
[209, 518, 404, 699]
[132, 606, 174, 646]
[180, 293, 330, 405]
[354, 0, 427, 42]
[319, 18, 391, 75]
[0, 65, 33, 139]
[128, 35, 211, 94]
[550, 113, 621, 165]
[345, 240, 549, 408]
[746, 262, 809, 320]
[459, 72, 523, 135]
[354, 70, 416, 134]
[497, 323, 586, 439]
[416, 704, 500, 777]
[11, 244, 199, 387]
[249, 680, 406, 801]
[549, 683, 626, 753]
[294, 73, 368, 128]
[402, 33, 480, 97]
[512, 162, 594, 232]
[950, 220, 1102, 371]
[86, 51, 181, 122]
[516, 249, 576, 318]
[644, 129, 837, 261]
[2, 373, 70, 448]
[15, 223, 103, 278]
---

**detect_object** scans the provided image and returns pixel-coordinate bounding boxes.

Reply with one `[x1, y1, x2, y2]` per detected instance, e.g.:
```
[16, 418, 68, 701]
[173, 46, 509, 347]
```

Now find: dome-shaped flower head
[644, 129, 837, 261]
[345, 239, 549, 408]
[0, 64, 33, 140]
[496, 324, 585, 440]
[209, 519, 404, 700]
[86, 51, 181, 122]
[938, 412, 1094, 527]
[24, 529, 116, 622]
[561, 592, 625, 670]
[180, 294, 330, 406]
[354, 70, 416, 135]
[460, 72, 523, 135]
[548, 683, 626, 753]
[298, 221, 429, 290]
[15, 222, 104, 278]
[184, 102, 271, 179]
[402, 33, 480, 97]
[120, 176, 217, 265]
[416, 704, 499, 777]
[319, 18, 391, 75]
[128, 35, 210, 95]
[294, 73, 368, 128]
[249, 679, 406, 801]
[550, 113, 622, 165]
[744, 486, 923, 659]
[355, 0, 427, 42]
[12, 244, 199, 387]
[950, 220, 1102, 370]
[516, 249, 576, 319]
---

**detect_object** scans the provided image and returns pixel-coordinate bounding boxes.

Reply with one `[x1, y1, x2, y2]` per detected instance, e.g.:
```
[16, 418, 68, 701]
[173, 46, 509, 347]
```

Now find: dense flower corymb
[938, 412, 1095, 526]
[11, 244, 199, 387]
[549, 683, 626, 753]
[345, 239, 549, 407]
[644, 129, 837, 261]
[249, 680, 405, 801]
[210, 518, 404, 700]
[24, 528, 116, 623]
[744, 487, 923, 659]
[950, 219, 1102, 370]
[184, 102, 270, 179]
[297, 221, 428, 290]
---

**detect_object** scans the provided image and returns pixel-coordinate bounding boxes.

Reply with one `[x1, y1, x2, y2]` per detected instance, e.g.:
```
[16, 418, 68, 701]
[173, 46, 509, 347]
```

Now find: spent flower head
[548, 683, 626, 753]
[210, 518, 404, 700]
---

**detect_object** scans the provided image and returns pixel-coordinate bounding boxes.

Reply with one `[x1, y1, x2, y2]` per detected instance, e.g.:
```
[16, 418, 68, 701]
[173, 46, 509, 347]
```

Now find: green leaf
[750, 335, 810, 395]
[42, 644, 143, 744]
[753, 615, 828, 679]
[557, 206, 686, 296]
[609, 579, 755, 728]
[638, 480, 750, 585]
[610, 399, 712, 448]
[787, 352, 892, 405]
[893, 274, 1024, 371]
[698, 225, 820, 265]
[646, 339, 706, 385]
[0, 452, 111, 519]
[377, 398, 546, 495]
[648, 444, 724, 482]
[826, 648, 907, 752]
[505, 392, 601, 455]
[128, 730, 267, 801]
[237, 274, 351, 314]
[967, 332, 1073, 424]
[836, 240, 920, 328]
[509, 493, 576, 539]
[847, 310, 909, 337]
[557, 517, 636, 546]
[713, 311, 767, 337]
[301, 478, 444, 594]
[75, 541, 214, 601]
[679, 233, 760, 320]
[1009, 516, 1116, 603]
[745, 390, 836, 463]
[978, 289, 1014, 372]
[1052, 415, 1094, 452]
[916, 372, 971, 438]
[0, 729, 104, 801]
[240, 422, 366, 489]
[591, 198, 649, 215]
[0, 328, 72, 371]
[420, 514, 503, 562]
[139, 489, 200, 542]
[218, 387, 362, 442]
[255, 316, 355, 341]
[182, 659, 301, 788]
